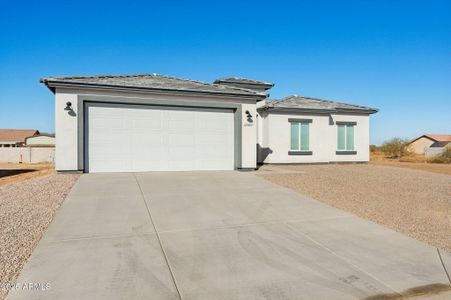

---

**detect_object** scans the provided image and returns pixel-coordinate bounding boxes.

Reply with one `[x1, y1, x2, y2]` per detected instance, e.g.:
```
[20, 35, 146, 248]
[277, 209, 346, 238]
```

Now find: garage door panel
[197, 113, 231, 127]
[87, 104, 234, 172]
[132, 119, 163, 130]
[167, 134, 196, 146]
[197, 145, 231, 158]
[90, 117, 125, 130]
[168, 119, 196, 131]
[196, 133, 232, 145]
[131, 132, 165, 146]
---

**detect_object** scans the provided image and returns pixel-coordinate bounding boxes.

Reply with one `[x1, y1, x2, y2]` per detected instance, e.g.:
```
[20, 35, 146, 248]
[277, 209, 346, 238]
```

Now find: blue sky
[0, 0, 450, 145]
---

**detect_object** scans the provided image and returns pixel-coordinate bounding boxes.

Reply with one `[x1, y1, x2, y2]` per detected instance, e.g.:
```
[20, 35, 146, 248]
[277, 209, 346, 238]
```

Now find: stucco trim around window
[336, 121, 357, 125]
[288, 151, 313, 155]
[336, 150, 357, 155]
[288, 118, 313, 123]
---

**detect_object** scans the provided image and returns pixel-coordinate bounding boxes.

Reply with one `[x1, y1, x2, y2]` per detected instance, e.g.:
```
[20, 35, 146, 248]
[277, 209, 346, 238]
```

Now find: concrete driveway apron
[8, 171, 451, 300]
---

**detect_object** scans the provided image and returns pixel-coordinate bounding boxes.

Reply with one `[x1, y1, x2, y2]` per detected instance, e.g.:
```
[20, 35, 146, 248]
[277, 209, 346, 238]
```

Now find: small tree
[381, 138, 412, 158]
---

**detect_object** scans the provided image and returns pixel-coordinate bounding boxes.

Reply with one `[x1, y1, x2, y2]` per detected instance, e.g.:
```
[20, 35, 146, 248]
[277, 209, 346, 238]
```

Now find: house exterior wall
[257, 111, 370, 163]
[54, 87, 258, 171]
[26, 136, 55, 147]
[409, 137, 434, 154]
[425, 147, 446, 157]
[241, 103, 257, 168]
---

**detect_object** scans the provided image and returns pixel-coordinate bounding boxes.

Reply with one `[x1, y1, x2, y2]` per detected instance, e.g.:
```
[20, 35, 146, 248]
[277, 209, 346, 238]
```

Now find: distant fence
[0, 147, 54, 163]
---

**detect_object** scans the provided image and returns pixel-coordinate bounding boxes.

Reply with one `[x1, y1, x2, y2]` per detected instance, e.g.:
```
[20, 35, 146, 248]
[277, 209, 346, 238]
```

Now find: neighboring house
[40, 74, 378, 173]
[0, 129, 39, 147]
[409, 134, 451, 156]
[25, 134, 55, 147]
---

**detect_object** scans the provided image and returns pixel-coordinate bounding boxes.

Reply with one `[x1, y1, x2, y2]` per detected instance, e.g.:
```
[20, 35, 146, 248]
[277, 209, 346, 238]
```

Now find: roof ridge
[281, 95, 373, 109]
[43, 73, 157, 80]
[41, 73, 264, 95]
[154, 74, 263, 94]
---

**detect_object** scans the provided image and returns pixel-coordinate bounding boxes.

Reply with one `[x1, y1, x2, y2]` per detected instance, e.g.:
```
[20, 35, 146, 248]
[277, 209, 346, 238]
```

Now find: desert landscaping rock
[0, 173, 79, 300]
[258, 164, 451, 252]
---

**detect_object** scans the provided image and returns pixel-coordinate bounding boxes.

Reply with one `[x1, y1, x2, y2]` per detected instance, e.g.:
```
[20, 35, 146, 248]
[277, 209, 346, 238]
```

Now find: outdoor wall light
[64, 101, 73, 111]
[245, 110, 253, 123]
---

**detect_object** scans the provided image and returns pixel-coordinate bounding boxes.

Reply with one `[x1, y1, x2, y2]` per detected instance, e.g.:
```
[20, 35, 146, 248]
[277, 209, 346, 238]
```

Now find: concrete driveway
[8, 171, 451, 300]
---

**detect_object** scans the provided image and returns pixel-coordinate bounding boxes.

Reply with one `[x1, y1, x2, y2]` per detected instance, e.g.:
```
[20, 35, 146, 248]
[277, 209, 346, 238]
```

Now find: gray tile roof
[430, 141, 451, 148]
[40, 74, 267, 97]
[264, 95, 378, 113]
[213, 77, 274, 87]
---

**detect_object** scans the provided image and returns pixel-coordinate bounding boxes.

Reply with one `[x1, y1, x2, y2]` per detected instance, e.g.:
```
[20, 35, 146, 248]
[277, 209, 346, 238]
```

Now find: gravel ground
[0, 173, 79, 300]
[258, 164, 451, 251]
[370, 160, 451, 176]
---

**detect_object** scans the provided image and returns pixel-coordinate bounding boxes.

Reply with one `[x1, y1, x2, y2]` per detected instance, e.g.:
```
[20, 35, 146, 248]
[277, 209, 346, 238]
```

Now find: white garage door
[86, 103, 235, 172]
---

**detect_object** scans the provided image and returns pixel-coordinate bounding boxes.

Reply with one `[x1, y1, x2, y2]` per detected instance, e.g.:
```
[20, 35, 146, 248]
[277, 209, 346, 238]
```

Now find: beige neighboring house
[0, 130, 55, 163]
[0, 129, 39, 147]
[409, 134, 451, 155]
[25, 134, 55, 147]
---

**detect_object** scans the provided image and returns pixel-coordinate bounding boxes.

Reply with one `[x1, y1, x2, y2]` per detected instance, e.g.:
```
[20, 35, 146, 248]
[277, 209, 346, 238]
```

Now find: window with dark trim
[290, 121, 310, 151]
[337, 124, 355, 151]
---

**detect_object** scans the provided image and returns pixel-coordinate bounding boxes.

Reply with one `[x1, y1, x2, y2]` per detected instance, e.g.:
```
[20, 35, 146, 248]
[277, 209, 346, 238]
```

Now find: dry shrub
[370, 145, 379, 153]
[381, 138, 412, 158]
[370, 152, 386, 161]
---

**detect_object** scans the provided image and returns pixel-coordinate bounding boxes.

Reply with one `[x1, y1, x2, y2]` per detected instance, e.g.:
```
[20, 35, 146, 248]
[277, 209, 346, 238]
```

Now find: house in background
[409, 134, 451, 156]
[0, 130, 55, 164]
[25, 134, 55, 147]
[0, 129, 40, 147]
[40, 73, 378, 173]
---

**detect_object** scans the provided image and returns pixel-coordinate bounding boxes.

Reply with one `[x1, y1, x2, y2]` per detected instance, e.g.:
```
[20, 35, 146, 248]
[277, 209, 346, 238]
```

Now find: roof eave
[335, 108, 379, 114]
[261, 107, 336, 114]
[40, 79, 56, 93]
[40, 80, 267, 100]
[261, 106, 378, 115]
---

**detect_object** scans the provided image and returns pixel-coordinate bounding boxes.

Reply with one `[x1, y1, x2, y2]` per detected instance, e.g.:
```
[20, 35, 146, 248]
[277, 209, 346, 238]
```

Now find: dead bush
[381, 138, 412, 158]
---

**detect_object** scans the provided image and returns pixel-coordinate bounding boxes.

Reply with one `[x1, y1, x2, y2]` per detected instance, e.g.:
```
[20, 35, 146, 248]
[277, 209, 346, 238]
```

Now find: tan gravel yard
[258, 164, 451, 252]
[0, 173, 79, 300]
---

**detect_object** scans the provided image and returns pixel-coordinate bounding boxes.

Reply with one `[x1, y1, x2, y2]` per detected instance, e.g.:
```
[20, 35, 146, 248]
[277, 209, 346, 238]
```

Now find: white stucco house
[40, 74, 378, 173]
